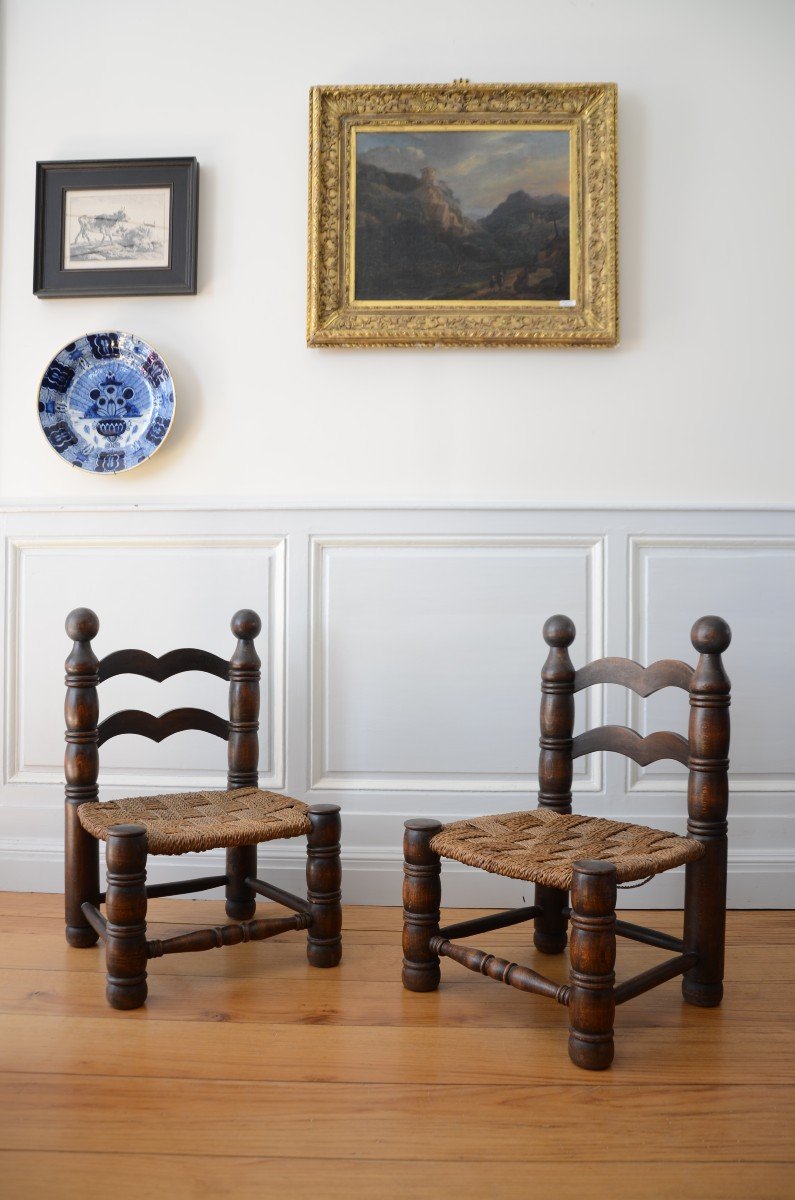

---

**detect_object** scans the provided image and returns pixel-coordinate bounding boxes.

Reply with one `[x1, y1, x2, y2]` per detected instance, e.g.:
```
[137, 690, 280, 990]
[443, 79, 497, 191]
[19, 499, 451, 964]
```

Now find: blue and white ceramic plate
[37, 331, 175, 473]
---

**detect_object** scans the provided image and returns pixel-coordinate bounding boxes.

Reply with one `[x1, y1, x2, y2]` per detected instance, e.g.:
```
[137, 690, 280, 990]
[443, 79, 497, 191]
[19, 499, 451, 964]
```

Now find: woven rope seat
[430, 809, 705, 890]
[77, 787, 311, 855]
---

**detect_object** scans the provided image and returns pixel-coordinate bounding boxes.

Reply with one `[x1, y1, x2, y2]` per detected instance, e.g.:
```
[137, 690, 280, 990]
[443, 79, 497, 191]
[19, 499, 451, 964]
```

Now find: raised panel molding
[627, 535, 795, 794]
[4, 534, 286, 790]
[309, 535, 604, 793]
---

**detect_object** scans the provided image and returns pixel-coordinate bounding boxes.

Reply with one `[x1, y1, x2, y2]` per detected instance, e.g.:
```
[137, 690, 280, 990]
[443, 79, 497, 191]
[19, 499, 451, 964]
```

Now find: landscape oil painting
[63, 186, 171, 271]
[307, 84, 617, 346]
[353, 128, 572, 303]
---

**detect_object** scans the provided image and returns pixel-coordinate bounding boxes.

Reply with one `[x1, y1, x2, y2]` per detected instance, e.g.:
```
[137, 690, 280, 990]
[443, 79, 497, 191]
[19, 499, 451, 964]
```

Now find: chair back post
[64, 607, 101, 946]
[227, 609, 262, 790]
[534, 615, 577, 955]
[682, 615, 732, 1007]
[538, 615, 576, 814]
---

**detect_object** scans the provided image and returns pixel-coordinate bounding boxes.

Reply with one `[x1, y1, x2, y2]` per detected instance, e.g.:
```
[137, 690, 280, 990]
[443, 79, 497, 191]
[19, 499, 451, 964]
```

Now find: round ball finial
[231, 608, 262, 640]
[543, 614, 576, 648]
[65, 607, 99, 642]
[691, 615, 731, 655]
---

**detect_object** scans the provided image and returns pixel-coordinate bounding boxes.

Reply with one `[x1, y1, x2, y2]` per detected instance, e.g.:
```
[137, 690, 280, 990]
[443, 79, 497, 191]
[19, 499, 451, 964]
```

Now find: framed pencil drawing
[34, 157, 199, 297]
[307, 83, 617, 347]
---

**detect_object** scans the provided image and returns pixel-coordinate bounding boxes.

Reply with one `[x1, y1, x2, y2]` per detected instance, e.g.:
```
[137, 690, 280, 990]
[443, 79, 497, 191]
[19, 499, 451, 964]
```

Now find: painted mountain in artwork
[354, 161, 570, 302]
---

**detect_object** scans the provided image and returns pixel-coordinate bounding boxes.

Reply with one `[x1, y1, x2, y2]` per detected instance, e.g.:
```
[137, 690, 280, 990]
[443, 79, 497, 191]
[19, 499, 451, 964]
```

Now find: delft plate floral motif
[37, 331, 175, 473]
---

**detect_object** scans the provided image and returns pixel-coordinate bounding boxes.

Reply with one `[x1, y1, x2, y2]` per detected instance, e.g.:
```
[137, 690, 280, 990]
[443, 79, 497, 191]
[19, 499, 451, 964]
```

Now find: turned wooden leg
[682, 842, 727, 1007]
[306, 803, 342, 968]
[533, 883, 569, 954]
[402, 818, 442, 993]
[225, 845, 258, 921]
[65, 807, 100, 948]
[568, 859, 616, 1071]
[105, 825, 148, 1010]
[682, 615, 731, 1008]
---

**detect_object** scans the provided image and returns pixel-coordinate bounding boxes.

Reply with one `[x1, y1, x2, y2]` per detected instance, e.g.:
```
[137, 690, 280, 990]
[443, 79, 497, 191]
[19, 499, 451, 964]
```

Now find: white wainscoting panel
[5, 535, 285, 790]
[0, 506, 793, 908]
[628, 537, 795, 794]
[310, 536, 603, 792]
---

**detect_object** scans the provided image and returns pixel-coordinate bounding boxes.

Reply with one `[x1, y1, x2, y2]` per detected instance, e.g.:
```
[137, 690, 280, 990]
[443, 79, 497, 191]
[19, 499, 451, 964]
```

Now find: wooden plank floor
[0, 894, 792, 1198]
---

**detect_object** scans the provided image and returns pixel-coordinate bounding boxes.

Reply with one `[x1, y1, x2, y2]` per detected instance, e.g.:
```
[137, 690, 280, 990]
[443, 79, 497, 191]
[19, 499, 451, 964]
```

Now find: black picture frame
[33, 157, 199, 297]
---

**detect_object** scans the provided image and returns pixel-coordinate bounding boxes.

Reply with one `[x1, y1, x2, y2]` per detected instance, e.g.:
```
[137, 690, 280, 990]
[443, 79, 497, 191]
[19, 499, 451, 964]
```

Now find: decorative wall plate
[37, 331, 175, 473]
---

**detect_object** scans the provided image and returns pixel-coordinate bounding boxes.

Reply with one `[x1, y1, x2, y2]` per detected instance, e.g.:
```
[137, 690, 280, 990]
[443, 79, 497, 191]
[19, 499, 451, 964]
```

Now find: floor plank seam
[2, 1069, 793, 1091]
[1, 1150, 792, 1165]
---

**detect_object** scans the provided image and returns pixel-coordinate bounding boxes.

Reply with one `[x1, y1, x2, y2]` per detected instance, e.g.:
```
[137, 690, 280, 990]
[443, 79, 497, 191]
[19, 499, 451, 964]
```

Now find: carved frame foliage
[307, 83, 617, 348]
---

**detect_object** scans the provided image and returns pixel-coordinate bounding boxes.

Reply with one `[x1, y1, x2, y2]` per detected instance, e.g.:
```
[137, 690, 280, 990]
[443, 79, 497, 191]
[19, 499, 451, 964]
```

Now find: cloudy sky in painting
[357, 129, 570, 218]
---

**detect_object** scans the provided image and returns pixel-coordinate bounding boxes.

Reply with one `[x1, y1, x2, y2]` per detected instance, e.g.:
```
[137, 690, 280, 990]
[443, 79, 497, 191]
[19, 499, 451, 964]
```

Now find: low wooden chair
[64, 607, 342, 1009]
[402, 614, 731, 1070]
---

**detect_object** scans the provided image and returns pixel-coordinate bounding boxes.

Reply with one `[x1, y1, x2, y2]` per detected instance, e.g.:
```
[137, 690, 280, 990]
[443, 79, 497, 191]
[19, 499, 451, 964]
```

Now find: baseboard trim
[1, 839, 791, 908]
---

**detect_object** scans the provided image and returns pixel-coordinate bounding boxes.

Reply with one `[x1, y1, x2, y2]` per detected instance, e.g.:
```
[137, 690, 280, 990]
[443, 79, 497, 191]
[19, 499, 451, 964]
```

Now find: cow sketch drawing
[63, 186, 171, 271]
[74, 209, 127, 245]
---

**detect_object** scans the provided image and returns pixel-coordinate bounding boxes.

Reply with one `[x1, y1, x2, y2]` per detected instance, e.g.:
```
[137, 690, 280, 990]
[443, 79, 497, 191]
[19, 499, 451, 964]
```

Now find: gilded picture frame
[307, 83, 617, 347]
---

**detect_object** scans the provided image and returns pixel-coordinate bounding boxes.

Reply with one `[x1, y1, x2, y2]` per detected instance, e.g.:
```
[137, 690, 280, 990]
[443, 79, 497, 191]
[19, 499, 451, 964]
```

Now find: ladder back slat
[98, 647, 229, 683]
[571, 725, 690, 766]
[573, 657, 694, 696]
[96, 707, 230, 746]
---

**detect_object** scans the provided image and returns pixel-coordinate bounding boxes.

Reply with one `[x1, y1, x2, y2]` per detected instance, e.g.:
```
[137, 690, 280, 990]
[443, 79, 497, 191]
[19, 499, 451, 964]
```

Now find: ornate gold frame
[307, 83, 617, 348]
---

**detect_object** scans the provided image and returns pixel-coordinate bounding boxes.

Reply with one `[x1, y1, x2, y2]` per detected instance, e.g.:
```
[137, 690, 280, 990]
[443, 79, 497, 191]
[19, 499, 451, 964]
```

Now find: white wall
[0, 0, 793, 505]
[1, 2, 793, 906]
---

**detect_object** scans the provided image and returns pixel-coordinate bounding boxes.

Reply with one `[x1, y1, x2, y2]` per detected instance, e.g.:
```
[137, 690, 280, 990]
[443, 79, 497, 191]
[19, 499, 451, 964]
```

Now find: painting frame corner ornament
[307, 82, 617, 348]
[33, 157, 199, 297]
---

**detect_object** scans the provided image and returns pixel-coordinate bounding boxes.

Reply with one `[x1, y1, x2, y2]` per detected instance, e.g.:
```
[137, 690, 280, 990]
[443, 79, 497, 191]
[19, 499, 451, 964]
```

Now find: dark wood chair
[402, 614, 731, 1070]
[64, 607, 341, 1009]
